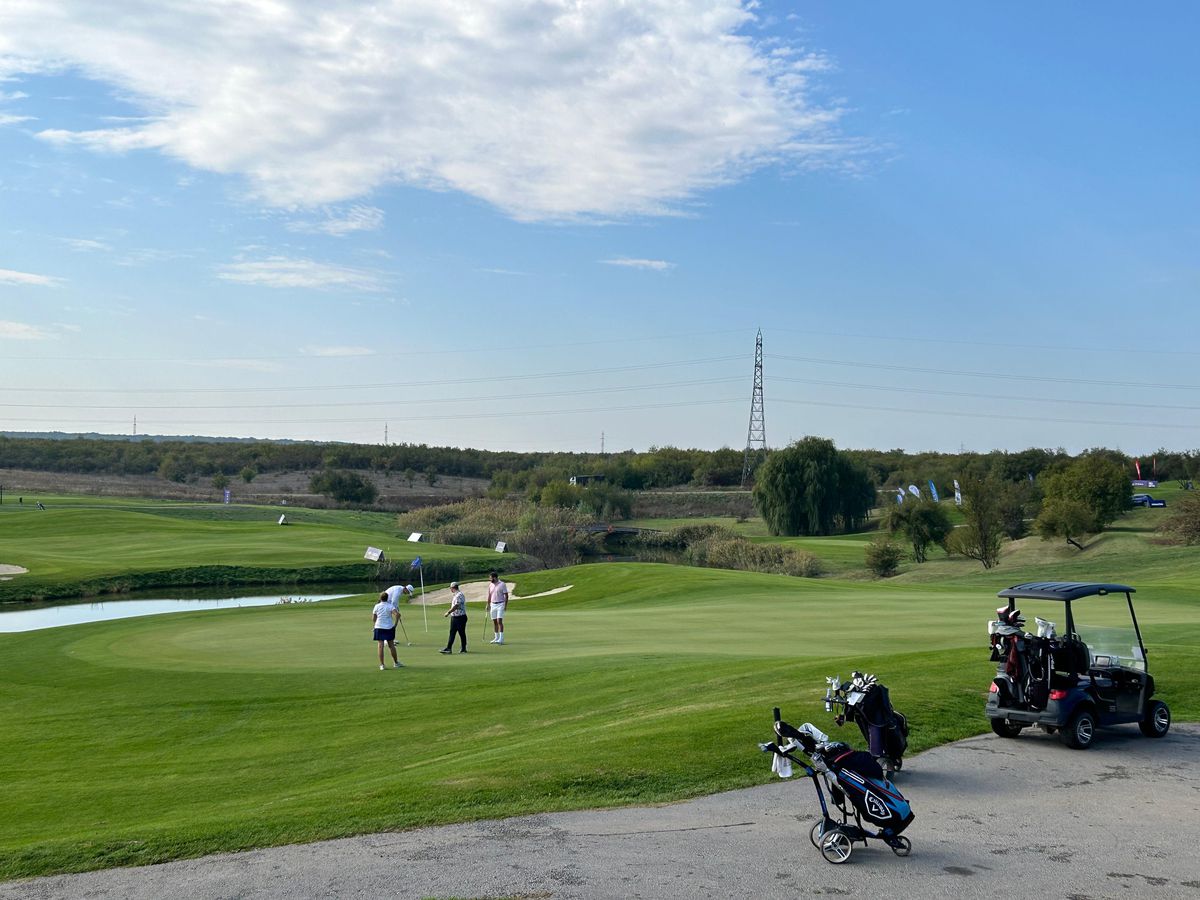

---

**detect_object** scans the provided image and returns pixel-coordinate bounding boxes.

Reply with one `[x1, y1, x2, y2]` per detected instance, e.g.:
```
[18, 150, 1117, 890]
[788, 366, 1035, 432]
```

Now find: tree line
[2, 433, 1197, 498]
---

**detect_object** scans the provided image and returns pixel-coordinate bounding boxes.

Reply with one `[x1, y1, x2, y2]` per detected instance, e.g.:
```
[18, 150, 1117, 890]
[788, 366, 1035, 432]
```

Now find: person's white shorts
[489, 603, 507, 620]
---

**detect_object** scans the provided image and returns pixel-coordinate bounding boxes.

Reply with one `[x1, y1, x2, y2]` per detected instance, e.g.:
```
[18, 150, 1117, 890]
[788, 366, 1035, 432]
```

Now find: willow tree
[753, 437, 875, 536]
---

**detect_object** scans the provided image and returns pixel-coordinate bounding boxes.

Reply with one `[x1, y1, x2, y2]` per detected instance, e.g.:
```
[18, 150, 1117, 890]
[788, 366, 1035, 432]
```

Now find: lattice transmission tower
[741, 329, 766, 486]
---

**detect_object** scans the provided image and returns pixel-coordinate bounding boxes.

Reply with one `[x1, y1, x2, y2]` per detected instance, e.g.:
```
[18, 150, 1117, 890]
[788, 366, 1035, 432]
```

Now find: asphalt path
[4, 725, 1198, 900]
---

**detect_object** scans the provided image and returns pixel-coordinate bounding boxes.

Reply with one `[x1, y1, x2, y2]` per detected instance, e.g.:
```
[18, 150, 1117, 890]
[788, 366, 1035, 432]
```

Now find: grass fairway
[2, 562, 1198, 880]
[0, 496, 501, 601]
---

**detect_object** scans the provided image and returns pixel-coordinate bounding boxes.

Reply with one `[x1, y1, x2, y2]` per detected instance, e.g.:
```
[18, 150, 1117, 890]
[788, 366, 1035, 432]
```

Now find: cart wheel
[820, 829, 853, 864]
[1139, 700, 1171, 738]
[990, 718, 1023, 738]
[1060, 708, 1096, 749]
[891, 836, 912, 857]
[809, 820, 826, 848]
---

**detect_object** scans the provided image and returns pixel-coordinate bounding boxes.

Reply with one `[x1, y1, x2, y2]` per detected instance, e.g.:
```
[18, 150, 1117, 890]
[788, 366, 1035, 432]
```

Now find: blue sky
[2, 2, 1197, 454]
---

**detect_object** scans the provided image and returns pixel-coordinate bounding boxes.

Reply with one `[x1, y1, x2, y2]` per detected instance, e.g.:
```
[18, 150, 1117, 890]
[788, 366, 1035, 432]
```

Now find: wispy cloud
[601, 257, 675, 271]
[288, 205, 385, 236]
[216, 256, 385, 291]
[0, 90, 30, 101]
[0, 319, 55, 340]
[0, 113, 33, 125]
[0, 267, 64, 287]
[7, 1, 851, 221]
[301, 345, 376, 357]
[61, 237, 112, 252]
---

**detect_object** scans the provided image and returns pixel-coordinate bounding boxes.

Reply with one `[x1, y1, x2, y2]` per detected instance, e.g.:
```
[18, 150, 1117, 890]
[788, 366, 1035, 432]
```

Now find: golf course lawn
[2, 559, 1198, 881]
[0, 495, 500, 602]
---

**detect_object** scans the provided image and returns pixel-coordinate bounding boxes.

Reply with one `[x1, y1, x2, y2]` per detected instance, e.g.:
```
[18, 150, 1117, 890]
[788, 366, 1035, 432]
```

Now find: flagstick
[419, 567, 428, 632]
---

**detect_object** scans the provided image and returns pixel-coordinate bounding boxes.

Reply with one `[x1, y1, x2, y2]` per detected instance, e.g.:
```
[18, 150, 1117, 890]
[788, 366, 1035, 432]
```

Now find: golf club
[399, 619, 412, 646]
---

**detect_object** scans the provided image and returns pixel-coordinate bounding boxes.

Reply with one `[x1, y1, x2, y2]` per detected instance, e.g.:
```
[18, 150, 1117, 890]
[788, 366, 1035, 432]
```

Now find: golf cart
[985, 581, 1170, 749]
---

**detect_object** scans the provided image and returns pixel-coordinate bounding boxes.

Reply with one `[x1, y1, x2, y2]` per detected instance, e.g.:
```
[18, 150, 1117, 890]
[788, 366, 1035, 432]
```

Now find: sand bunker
[408, 581, 573, 606]
[0, 564, 28, 581]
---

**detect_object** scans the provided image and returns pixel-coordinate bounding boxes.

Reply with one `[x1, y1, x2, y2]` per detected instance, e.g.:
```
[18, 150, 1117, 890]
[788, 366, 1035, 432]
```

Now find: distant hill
[0, 431, 314, 445]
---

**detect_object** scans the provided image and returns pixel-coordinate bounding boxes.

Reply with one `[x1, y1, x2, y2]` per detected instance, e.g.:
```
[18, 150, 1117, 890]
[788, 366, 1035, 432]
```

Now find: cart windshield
[1075, 624, 1145, 672]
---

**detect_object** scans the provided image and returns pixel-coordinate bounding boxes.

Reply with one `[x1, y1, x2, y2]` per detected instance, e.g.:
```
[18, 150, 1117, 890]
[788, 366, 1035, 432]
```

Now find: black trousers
[445, 615, 468, 651]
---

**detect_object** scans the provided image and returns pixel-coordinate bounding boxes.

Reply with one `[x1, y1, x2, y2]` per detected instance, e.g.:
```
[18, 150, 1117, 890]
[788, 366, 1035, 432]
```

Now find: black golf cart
[985, 581, 1170, 749]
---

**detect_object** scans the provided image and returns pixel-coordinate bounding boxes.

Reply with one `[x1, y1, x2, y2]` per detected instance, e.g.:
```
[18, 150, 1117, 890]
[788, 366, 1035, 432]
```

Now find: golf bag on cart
[824, 672, 909, 777]
[759, 708, 915, 864]
[988, 606, 1063, 711]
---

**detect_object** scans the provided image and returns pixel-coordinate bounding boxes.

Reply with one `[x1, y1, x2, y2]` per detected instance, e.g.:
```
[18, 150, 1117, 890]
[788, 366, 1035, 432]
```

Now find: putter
[399, 620, 412, 646]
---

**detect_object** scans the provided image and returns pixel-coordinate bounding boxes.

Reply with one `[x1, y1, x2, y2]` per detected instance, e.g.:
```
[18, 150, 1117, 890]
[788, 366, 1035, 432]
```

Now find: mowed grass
[0, 496, 498, 599]
[2, 562, 1198, 880]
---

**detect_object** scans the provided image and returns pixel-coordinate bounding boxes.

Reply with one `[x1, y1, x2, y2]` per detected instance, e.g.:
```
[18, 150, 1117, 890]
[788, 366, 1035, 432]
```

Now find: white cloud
[2, 1, 847, 221]
[0, 113, 33, 125]
[288, 205, 385, 236]
[301, 345, 376, 357]
[0, 266, 64, 286]
[602, 257, 675, 271]
[61, 237, 112, 252]
[0, 90, 30, 101]
[216, 256, 385, 291]
[0, 319, 55, 339]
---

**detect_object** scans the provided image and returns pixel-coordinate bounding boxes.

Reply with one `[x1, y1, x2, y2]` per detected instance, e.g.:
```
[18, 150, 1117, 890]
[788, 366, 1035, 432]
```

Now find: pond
[0, 585, 368, 633]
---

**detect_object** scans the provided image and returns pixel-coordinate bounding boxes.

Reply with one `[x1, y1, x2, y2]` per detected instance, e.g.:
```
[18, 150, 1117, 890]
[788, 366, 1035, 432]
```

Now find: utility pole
[385, 423, 389, 445]
[601, 431, 605, 455]
[741, 329, 766, 486]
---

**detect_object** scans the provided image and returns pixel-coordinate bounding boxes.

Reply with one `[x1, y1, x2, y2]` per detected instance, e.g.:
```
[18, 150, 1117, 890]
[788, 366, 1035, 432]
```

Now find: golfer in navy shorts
[372, 591, 404, 670]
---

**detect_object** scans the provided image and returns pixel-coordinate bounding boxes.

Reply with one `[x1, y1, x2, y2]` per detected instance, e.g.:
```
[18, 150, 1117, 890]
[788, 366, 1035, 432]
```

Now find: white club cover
[771, 752, 793, 779]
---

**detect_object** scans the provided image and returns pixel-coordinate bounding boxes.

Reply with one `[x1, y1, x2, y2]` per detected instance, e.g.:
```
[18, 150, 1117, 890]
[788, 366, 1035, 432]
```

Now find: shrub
[1157, 492, 1200, 545]
[685, 533, 821, 577]
[864, 537, 904, 577]
[309, 469, 378, 505]
[510, 506, 601, 568]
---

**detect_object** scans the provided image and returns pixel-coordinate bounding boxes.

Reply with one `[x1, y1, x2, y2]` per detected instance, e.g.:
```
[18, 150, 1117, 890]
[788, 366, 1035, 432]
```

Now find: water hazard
[0, 588, 361, 633]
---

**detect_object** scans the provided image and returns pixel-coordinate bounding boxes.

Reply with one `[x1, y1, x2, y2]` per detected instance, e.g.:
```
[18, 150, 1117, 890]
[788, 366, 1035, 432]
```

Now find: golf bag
[824, 672, 909, 776]
[759, 709, 914, 864]
[988, 608, 1079, 711]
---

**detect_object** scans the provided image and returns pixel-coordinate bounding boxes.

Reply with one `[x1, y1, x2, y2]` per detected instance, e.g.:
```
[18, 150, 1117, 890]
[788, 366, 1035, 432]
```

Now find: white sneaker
[379, 664, 386, 670]
[490, 637, 499, 643]
[394, 662, 405, 668]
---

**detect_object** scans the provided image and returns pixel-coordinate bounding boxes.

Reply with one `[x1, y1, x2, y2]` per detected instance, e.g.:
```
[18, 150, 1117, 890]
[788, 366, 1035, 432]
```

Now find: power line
[770, 353, 1200, 392]
[0, 376, 744, 411]
[0, 355, 744, 395]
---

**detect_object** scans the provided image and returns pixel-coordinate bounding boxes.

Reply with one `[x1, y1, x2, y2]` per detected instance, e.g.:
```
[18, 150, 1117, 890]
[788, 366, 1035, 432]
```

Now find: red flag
[1135, 459, 1142, 479]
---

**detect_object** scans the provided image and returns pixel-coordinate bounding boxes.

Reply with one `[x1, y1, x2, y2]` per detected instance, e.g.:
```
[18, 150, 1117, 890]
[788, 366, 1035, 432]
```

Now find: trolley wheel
[890, 836, 912, 857]
[809, 820, 826, 848]
[820, 829, 853, 864]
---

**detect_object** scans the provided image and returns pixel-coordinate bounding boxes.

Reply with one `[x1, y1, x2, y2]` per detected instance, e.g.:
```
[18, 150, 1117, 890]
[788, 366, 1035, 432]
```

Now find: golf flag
[907, 484, 921, 498]
[1135, 459, 1142, 479]
[928, 480, 940, 502]
[223, 489, 231, 504]
[410, 556, 422, 569]
[896, 488, 906, 504]
[953, 479, 963, 507]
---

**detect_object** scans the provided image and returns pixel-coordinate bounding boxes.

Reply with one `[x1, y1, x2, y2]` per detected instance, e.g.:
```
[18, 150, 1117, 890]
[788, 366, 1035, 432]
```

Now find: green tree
[1034, 498, 1094, 550]
[883, 498, 952, 562]
[947, 475, 1005, 568]
[239, 466, 257, 483]
[1040, 453, 1130, 529]
[752, 437, 875, 536]
[212, 473, 230, 492]
[309, 469, 378, 504]
[404, 467, 417, 488]
[425, 467, 439, 487]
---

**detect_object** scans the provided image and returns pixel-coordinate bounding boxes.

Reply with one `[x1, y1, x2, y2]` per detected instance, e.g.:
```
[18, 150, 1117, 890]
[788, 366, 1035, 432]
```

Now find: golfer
[372, 591, 404, 670]
[440, 581, 468, 654]
[487, 570, 509, 645]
